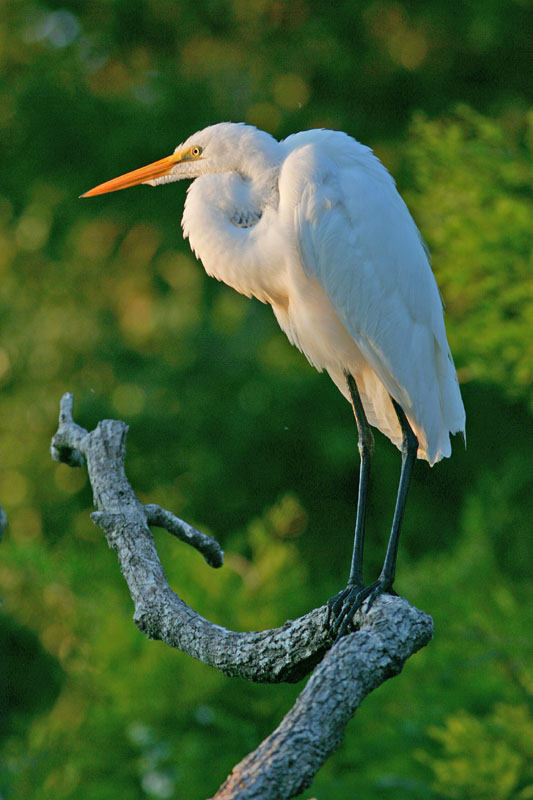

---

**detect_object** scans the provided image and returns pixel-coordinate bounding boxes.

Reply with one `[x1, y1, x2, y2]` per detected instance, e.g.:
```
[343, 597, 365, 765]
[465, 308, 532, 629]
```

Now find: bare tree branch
[144, 503, 224, 568]
[51, 393, 333, 682]
[51, 393, 433, 798]
[212, 595, 431, 800]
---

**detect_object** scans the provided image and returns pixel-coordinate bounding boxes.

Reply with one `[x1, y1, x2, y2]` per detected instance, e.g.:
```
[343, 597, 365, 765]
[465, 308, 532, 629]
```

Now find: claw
[327, 577, 395, 640]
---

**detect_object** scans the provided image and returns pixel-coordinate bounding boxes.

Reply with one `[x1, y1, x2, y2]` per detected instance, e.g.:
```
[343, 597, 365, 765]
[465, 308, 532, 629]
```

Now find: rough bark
[51, 392, 433, 798]
[211, 595, 431, 799]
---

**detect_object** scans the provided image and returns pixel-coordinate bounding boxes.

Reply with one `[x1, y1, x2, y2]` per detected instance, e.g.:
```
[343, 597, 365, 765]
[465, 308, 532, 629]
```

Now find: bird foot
[327, 577, 396, 640]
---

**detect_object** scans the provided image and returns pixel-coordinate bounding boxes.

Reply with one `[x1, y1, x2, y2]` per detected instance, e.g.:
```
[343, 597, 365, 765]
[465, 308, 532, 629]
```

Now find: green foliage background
[1, 1, 532, 797]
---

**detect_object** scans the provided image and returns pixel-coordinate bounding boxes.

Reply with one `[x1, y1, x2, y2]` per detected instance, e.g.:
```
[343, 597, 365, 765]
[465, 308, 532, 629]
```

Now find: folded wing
[281, 130, 465, 464]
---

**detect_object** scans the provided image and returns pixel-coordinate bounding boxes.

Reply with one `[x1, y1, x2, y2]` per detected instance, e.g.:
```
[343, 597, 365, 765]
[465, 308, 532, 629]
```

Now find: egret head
[81, 122, 280, 198]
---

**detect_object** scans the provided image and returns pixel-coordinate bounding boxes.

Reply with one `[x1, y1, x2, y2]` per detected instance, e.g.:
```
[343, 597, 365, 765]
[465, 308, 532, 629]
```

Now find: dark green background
[1, 1, 532, 797]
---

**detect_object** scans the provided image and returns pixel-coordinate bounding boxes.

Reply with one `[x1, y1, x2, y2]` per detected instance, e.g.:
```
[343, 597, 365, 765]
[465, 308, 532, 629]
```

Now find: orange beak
[81, 152, 182, 197]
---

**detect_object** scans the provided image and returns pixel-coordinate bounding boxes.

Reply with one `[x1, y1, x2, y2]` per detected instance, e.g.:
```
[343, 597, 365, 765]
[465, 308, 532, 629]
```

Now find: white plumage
[177, 123, 465, 464]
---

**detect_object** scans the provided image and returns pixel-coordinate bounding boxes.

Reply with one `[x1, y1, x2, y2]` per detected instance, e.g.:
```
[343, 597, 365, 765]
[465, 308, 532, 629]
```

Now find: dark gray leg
[378, 398, 418, 587]
[345, 372, 374, 587]
[329, 394, 418, 640]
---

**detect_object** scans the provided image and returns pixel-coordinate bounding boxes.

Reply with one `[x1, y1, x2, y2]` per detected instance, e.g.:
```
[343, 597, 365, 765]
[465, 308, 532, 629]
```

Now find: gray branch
[211, 596, 431, 799]
[144, 503, 224, 569]
[51, 393, 433, 798]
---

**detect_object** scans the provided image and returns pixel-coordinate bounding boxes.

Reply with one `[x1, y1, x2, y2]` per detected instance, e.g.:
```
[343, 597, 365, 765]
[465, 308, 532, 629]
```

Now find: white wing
[280, 130, 465, 464]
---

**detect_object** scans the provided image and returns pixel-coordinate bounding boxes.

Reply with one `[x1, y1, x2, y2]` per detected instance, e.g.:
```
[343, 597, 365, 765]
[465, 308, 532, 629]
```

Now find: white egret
[82, 122, 465, 637]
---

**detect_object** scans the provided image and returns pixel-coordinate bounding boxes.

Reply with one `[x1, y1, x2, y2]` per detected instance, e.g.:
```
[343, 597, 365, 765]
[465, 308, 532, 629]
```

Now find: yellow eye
[191, 146, 202, 157]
